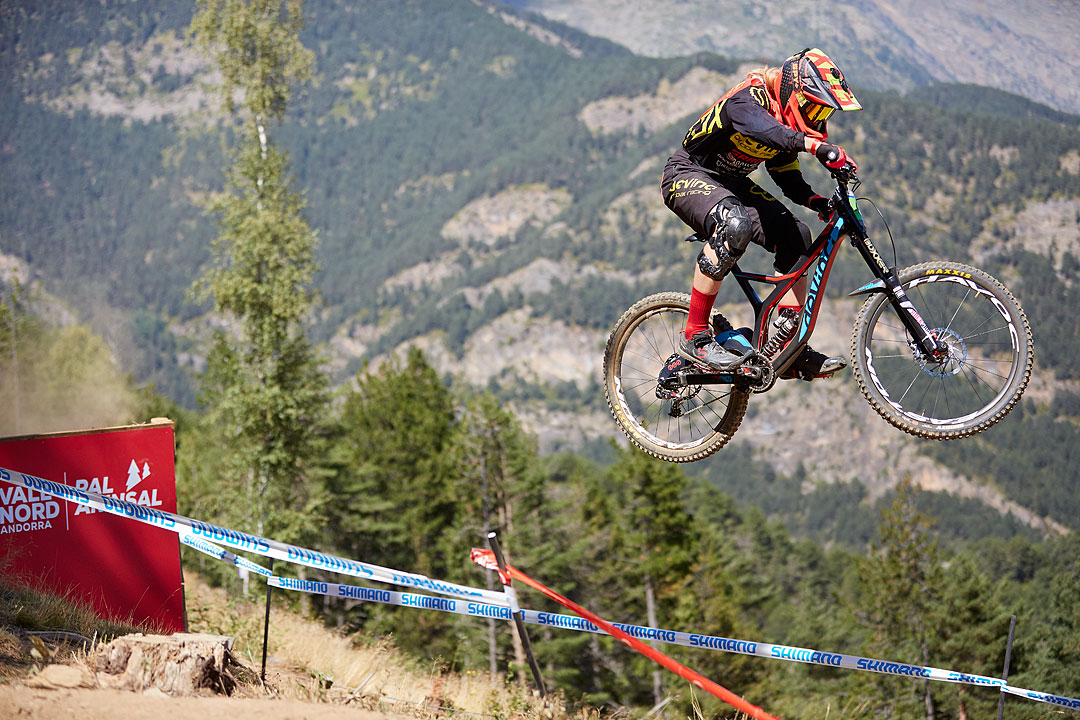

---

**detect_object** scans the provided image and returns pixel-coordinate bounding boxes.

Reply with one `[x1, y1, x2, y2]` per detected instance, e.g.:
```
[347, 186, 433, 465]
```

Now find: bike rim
[861, 274, 1023, 429]
[612, 305, 739, 449]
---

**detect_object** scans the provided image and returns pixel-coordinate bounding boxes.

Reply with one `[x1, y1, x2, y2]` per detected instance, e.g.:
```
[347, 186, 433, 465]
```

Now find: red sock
[685, 288, 718, 339]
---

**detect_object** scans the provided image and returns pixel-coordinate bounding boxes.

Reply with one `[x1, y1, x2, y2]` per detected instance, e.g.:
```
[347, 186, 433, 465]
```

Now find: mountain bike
[603, 166, 1034, 463]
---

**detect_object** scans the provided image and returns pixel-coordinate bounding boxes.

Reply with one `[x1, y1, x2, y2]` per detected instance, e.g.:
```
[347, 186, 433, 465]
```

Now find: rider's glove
[807, 195, 831, 221]
[808, 139, 857, 171]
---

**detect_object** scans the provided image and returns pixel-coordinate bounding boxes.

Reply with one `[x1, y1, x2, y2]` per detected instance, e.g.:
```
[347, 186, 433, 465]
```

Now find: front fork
[879, 270, 948, 359]
[843, 214, 947, 360]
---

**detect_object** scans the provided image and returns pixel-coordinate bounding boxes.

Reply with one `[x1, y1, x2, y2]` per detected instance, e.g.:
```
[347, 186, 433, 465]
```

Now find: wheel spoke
[854, 266, 1031, 438]
[605, 295, 747, 460]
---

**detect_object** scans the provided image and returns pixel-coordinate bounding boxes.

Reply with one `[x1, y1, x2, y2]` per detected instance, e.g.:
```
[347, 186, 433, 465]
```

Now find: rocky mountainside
[510, 0, 1080, 115]
[3, 0, 1078, 547]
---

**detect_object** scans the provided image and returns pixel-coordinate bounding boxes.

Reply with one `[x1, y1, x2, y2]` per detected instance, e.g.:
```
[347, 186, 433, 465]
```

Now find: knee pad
[697, 243, 739, 281]
[707, 198, 752, 255]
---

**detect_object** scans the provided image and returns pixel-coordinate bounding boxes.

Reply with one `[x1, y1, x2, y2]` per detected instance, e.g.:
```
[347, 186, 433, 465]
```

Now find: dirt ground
[1, 685, 399, 720]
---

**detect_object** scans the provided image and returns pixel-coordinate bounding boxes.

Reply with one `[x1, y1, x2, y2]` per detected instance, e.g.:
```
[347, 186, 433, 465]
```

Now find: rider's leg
[660, 164, 763, 368]
[759, 201, 847, 378]
[685, 264, 720, 339]
[679, 199, 754, 369]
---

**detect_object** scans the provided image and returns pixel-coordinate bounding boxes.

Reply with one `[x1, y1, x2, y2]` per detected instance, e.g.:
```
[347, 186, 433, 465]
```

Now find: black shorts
[661, 154, 811, 273]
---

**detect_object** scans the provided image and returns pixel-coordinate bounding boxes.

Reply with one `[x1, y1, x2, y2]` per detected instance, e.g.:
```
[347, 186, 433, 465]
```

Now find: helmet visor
[802, 103, 835, 126]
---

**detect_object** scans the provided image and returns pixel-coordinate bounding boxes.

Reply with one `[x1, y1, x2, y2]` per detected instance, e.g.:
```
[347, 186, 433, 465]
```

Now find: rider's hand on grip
[807, 195, 831, 221]
[813, 141, 856, 171]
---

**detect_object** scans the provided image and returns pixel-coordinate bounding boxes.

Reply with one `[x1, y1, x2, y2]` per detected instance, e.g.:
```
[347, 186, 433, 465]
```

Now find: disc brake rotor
[912, 327, 966, 377]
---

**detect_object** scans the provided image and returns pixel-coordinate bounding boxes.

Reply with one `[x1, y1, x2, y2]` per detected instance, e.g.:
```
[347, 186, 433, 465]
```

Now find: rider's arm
[765, 154, 816, 207]
[724, 88, 804, 152]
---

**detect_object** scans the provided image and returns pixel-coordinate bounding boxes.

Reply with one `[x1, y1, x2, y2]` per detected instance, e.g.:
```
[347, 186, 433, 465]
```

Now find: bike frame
[727, 172, 947, 378]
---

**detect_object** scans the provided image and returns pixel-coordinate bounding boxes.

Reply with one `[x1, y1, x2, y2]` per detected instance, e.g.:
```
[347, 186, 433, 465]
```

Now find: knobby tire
[851, 262, 1033, 439]
[603, 292, 749, 462]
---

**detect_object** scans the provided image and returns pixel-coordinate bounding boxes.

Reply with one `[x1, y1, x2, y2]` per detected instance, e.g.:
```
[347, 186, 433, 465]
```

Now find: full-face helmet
[774, 48, 862, 138]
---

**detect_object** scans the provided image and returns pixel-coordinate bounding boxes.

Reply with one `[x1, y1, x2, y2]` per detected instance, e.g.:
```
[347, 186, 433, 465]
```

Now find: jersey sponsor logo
[748, 185, 778, 202]
[684, 100, 725, 145]
[749, 85, 770, 109]
[713, 155, 758, 176]
[730, 133, 780, 160]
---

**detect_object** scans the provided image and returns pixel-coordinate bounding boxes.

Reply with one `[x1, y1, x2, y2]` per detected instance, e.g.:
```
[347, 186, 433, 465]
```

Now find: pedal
[781, 367, 844, 382]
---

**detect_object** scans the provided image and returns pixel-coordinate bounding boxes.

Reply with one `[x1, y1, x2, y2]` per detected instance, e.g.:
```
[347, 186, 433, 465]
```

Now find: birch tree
[189, 0, 328, 544]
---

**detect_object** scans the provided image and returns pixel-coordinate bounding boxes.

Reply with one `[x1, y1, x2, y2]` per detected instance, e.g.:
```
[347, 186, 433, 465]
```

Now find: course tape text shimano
[7, 464, 1074, 712]
[269, 573, 1078, 711]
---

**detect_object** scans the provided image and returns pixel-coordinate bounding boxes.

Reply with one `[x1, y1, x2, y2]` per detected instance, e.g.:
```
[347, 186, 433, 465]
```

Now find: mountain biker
[661, 47, 861, 377]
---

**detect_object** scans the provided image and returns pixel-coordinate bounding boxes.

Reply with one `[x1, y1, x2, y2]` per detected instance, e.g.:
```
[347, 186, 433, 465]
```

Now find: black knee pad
[707, 198, 752, 255]
[697, 243, 739, 280]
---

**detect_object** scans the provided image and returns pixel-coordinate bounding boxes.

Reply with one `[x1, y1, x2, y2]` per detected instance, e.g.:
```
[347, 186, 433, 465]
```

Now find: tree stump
[93, 633, 241, 696]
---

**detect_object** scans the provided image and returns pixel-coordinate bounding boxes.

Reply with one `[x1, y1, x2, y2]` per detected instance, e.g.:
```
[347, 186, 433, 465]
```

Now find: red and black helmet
[773, 48, 862, 139]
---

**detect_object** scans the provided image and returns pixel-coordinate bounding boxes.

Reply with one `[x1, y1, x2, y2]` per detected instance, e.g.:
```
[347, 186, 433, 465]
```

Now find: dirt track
[1, 685, 399, 720]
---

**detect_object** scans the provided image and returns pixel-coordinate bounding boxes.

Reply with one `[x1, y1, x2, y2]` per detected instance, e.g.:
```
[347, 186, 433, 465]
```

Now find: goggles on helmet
[776, 48, 861, 139]
[801, 102, 835, 126]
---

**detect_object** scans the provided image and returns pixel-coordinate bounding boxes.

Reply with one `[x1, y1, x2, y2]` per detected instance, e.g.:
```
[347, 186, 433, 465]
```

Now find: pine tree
[930, 554, 1011, 720]
[858, 478, 943, 720]
[188, 0, 328, 545]
[1022, 569, 1080, 703]
[452, 392, 546, 681]
[330, 348, 459, 572]
[606, 447, 698, 710]
[328, 348, 461, 657]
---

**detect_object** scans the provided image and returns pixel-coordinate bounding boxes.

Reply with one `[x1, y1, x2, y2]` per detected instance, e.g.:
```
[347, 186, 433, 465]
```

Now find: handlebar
[830, 163, 858, 188]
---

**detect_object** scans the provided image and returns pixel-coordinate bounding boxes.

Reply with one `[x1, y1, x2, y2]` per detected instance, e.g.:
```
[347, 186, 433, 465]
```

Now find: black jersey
[678, 78, 816, 207]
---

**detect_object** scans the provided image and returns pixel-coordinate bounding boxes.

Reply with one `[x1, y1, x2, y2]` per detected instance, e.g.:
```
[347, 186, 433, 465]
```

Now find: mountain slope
[2, 0, 1079, 547]
[509, 0, 1080, 115]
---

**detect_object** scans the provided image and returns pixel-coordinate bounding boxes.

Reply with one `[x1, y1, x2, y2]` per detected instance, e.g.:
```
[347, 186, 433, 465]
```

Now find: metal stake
[487, 531, 546, 697]
[261, 559, 274, 684]
[996, 614, 1017, 720]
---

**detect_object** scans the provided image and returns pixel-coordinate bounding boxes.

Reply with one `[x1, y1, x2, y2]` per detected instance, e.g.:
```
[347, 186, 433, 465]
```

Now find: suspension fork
[837, 193, 947, 359]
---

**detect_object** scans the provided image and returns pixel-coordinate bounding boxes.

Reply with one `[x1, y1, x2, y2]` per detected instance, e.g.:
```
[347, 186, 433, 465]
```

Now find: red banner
[0, 420, 185, 633]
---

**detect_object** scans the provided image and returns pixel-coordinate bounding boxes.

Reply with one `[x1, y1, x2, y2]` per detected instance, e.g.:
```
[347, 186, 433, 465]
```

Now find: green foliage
[856, 479, 943, 718]
[3, 4, 1080, 714]
[190, 0, 315, 121]
[190, 0, 330, 544]
[329, 348, 459, 577]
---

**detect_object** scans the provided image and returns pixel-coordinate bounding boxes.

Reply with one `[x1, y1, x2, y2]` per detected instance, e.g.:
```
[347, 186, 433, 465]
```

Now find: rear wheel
[851, 262, 1033, 439]
[603, 292, 749, 462]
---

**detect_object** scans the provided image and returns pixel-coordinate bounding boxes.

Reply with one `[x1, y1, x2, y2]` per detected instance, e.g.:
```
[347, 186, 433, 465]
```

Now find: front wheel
[603, 292, 749, 462]
[851, 262, 1033, 439]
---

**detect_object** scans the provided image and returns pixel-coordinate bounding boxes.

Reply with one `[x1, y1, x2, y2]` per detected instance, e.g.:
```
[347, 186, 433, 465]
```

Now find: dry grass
[0, 577, 147, 681]
[183, 573, 569, 719]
